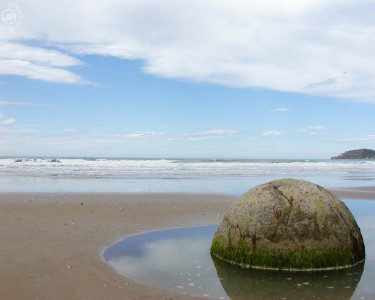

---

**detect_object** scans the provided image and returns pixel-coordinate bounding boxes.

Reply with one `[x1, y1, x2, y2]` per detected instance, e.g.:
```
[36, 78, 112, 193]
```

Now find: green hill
[331, 148, 375, 159]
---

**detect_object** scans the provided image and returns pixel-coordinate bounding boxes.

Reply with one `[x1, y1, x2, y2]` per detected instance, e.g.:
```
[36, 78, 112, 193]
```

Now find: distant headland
[331, 148, 375, 159]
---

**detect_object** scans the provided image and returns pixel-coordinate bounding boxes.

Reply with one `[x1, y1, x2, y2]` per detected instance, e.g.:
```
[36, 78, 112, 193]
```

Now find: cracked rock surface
[212, 178, 365, 269]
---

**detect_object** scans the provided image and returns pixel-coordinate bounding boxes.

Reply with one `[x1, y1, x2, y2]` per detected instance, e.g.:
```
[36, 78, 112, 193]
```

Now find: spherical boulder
[211, 178, 365, 270]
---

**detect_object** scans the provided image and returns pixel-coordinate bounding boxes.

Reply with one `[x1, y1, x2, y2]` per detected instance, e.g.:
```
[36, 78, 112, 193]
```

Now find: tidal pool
[103, 200, 375, 299]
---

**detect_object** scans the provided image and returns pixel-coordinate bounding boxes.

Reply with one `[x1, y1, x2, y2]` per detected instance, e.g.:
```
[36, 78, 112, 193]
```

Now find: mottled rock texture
[211, 178, 365, 270]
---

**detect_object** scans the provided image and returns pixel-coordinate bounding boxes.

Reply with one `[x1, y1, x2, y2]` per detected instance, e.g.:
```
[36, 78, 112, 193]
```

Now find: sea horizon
[0, 155, 330, 161]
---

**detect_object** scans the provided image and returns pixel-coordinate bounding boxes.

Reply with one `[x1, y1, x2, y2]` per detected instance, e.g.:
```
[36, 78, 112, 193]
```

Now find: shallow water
[103, 200, 375, 299]
[0, 173, 374, 194]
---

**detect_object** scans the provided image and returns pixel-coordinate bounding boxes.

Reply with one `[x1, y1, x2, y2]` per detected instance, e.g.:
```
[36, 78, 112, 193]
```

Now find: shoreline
[330, 187, 375, 200]
[1, 188, 374, 299]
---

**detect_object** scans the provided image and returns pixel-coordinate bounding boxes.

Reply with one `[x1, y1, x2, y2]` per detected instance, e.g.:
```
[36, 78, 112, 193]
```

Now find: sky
[1, 0, 375, 158]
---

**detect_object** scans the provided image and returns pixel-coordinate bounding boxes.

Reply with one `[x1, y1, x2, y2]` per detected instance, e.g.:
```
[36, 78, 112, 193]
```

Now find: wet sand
[0, 193, 235, 300]
[330, 187, 375, 200]
[0, 188, 374, 299]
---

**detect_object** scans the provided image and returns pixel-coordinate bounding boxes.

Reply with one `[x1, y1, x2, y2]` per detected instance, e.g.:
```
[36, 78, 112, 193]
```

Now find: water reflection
[212, 255, 363, 300]
[104, 226, 229, 299]
[104, 200, 375, 300]
[0, 173, 370, 194]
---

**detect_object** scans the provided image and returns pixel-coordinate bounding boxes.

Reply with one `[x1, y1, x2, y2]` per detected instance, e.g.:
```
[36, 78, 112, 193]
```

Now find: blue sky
[1, 1, 375, 158]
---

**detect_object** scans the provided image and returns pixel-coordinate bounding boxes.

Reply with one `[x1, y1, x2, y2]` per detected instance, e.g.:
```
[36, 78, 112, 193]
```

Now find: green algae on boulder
[211, 254, 364, 299]
[210, 178, 365, 270]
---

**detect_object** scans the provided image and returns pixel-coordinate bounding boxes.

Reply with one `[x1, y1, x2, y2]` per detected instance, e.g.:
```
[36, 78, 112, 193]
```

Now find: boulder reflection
[211, 255, 364, 300]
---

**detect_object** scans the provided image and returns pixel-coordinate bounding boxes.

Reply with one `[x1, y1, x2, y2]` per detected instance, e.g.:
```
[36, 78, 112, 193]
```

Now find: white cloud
[184, 129, 238, 141]
[308, 125, 324, 130]
[125, 133, 144, 138]
[269, 108, 290, 112]
[2, 1, 375, 100]
[121, 131, 165, 138]
[298, 125, 326, 135]
[308, 131, 326, 136]
[0, 128, 241, 156]
[0, 38, 87, 84]
[330, 135, 375, 142]
[137, 129, 238, 142]
[0, 127, 36, 134]
[0, 59, 88, 84]
[261, 130, 286, 136]
[197, 129, 238, 136]
[121, 132, 147, 138]
[0, 101, 50, 106]
[63, 128, 79, 132]
[89, 131, 165, 140]
[0, 42, 81, 67]
[1, 118, 16, 125]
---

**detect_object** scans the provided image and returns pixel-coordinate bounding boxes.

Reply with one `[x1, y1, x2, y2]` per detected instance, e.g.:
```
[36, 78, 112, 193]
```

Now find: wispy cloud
[121, 131, 164, 138]
[269, 108, 290, 112]
[0, 101, 50, 107]
[0, 59, 90, 84]
[89, 131, 165, 140]
[306, 78, 338, 89]
[261, 130, 286, 136]
[327, 135, 375, 142]
[3, 129, 236, 146]
[63, 128, 79, 132]
[0, 128, 241, 156]
[197, 129, 238, 136]
[0, 127, 37, 134]
[0, 39, 89, 84]
[2, 1, 375, 100]
[308, 126, 324, 130]
[0, 42, 82, 67]
[298, 125, 326, 135]
[1, 118, 16, 125]
[184, 129, 238, 141]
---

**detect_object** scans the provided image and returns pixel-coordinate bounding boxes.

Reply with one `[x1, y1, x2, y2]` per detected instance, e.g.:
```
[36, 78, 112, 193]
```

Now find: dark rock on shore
[331, 149, 375, 159]
[211, 178, 365, 270]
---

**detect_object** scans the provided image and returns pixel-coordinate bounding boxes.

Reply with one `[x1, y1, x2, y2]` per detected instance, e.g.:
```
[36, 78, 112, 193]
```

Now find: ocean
[1, 157, 375, 194]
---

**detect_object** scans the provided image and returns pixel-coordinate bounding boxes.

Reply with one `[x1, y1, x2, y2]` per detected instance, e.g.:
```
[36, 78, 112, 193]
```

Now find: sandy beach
[0, 188, 373, 300]
[0, 193, 236, 300]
